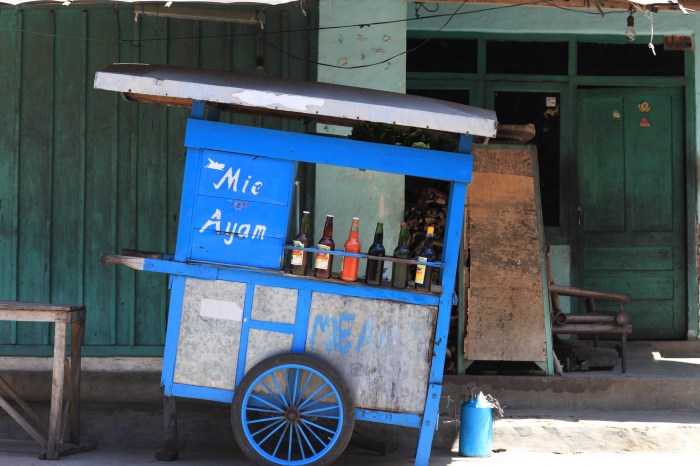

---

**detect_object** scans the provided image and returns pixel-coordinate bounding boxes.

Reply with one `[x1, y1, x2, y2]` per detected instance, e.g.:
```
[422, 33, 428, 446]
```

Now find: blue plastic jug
[459, 396, 493, 457]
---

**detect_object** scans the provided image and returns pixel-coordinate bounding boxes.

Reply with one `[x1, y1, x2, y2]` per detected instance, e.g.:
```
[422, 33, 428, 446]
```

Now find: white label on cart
[200, 298, 243, 322]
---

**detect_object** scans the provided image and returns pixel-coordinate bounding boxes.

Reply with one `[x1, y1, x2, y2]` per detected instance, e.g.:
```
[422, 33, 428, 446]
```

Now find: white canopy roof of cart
[1, 0, 295, 4]
[94, 63, 498, 138]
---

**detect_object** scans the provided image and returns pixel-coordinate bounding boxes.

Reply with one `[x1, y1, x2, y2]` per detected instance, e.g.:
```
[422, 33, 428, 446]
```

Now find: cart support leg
[155, 395, 179, 461]
[415, 383, 442, 466]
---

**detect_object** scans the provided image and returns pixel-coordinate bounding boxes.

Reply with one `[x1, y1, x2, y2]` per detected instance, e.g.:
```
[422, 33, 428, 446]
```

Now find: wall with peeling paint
[314, 0, 407, 277]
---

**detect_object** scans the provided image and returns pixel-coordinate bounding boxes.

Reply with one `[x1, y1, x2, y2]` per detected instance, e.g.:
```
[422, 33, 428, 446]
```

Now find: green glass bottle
[365, 222, 385, 285]
[391, 222, 410, 288]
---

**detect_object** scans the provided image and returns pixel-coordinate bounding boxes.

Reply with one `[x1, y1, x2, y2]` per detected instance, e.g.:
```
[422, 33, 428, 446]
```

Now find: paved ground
[0, 408, 698, 465]
[1, 341, 698, 464]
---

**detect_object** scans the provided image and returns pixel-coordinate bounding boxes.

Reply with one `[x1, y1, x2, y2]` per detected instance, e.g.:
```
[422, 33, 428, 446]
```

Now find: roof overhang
[0, 0, 296, 5]
[94, 63, 498, 139]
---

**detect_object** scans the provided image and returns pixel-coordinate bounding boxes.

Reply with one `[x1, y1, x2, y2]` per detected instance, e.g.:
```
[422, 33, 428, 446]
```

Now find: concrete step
[445, 340, 700, 411]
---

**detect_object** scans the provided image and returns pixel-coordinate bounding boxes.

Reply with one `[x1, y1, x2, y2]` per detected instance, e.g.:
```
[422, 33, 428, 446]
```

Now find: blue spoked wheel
[231, 354, 354, 466]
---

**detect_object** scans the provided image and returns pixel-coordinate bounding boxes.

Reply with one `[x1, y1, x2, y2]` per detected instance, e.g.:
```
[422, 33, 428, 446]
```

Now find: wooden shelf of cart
[94, 64, 506, 466]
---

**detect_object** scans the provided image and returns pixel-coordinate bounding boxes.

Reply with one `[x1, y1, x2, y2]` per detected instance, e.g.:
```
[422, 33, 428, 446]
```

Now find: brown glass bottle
[290, 211, 311, 276]
[414, 226, 435, 291]
[365, 222, 385, 285]
[314, 215, 335, 279]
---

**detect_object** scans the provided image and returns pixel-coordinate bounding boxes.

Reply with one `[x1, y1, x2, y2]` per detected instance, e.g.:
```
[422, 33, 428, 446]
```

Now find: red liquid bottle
[340, 217, 361, 282]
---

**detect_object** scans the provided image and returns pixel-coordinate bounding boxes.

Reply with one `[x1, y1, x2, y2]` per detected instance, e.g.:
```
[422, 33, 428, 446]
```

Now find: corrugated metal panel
[0, 3, 311, 355]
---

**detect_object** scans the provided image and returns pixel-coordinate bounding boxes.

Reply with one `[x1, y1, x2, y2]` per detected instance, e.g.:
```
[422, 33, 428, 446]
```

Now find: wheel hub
[285, 408, 300, 422]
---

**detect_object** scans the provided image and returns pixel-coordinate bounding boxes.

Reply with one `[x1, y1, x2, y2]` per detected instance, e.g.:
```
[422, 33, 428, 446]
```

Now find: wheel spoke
[306, 413, 340, 420]
[283, 368, 292, 407]
[297, 371, 313, 406]
[295, 420, 317, 456]
[300, 418, 337, 436]
[298, 381, 329, 410]
[301, 400, 340, 416]
[270, 371, 291, 406]
[298, 418, 329, 449]
[251, 417, 286, 443]
[293, 422, 308, 460]
[271, 422, 290, 458]
[299, 392, 338, 413]
[245, 406, 285, 415]
[246, 414, 285, 425]
[290, 368, 301, 407]
[287, 419, 294, 461]
[249, 393, 284, 412]
[258, 380, 288, 409]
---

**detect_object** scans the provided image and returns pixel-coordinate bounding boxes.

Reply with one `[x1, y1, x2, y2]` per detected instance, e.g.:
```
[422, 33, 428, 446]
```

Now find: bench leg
[68, 319, 84, 445]
[46, 322, 67, 460]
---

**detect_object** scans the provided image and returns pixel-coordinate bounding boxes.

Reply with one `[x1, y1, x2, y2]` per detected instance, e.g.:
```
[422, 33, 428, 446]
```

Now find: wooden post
[155, 395, 179, 461]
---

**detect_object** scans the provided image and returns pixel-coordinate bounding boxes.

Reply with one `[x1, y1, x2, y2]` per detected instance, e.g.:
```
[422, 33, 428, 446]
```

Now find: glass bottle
[415, 226, 435, 291]
[340, 217, 361, 282]
[314, 215, 335, 279]
[290, 211, 311, 276]
[391, 222, 410, 288]
[365, 222, 385, 285]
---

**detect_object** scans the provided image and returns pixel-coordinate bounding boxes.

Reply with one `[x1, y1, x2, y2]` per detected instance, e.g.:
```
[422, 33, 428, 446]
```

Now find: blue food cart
[95, 64, 497, 465]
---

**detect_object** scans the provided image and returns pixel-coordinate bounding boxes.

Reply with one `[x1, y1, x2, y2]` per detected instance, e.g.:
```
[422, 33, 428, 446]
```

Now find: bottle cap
[326, 214, 334, 218]
[400, 222, 407, 226]
[352, 217, 359, 220]
[303, 210, 310, 214]
[427, 226, 435, 234]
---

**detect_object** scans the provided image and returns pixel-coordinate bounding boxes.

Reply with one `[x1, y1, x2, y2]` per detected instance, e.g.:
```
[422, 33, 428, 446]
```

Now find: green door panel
[580, 97, 626, 233]
[577, 88, 685, 339]
[624, 95, 675, 233]
[584, 247, 673, 271]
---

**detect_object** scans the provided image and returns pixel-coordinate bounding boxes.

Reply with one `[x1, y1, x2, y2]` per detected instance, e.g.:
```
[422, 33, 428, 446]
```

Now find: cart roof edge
[94, 63, 498, 139]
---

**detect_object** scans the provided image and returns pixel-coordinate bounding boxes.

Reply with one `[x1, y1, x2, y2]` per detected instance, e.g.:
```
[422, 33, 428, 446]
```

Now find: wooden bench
[0, 301, 92, 459]
[545, 249, 632, 372]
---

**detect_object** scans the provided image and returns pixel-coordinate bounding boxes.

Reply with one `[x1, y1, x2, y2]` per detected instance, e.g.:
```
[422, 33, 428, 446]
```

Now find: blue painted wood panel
[185, 149, 294, 269]
[186, 120, 474, 182]
[190, 198, 288, 269]
[198, 150, 294, 205]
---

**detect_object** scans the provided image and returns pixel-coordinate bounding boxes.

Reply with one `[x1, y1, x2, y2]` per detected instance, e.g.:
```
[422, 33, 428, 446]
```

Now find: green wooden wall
[0, 4, 312, 356]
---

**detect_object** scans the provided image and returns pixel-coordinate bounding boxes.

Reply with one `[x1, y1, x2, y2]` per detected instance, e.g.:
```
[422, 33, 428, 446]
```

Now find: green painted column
[315, 0, 407, 278]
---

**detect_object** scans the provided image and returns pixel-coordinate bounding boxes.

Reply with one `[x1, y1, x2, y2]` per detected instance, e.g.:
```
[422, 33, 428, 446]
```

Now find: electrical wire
[414, 2, 441, 18]
[543, 0, 627, 15]
[0, 0, 632, 69]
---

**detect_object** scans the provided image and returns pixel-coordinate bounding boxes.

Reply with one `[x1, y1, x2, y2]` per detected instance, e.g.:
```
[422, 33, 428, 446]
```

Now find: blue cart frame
[96, 64, 496, 466]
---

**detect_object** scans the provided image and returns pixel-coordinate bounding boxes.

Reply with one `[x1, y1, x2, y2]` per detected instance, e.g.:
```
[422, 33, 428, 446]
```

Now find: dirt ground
[1, 408, 697, 465]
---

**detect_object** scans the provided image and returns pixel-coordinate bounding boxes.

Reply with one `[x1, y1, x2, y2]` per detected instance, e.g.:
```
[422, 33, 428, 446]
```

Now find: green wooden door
[0, 4, 312, 356]
[577, 88, 685, 339]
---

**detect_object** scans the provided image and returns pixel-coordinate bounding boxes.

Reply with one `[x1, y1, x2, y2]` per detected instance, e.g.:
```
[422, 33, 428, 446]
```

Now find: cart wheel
[231, 353, 354, 466]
